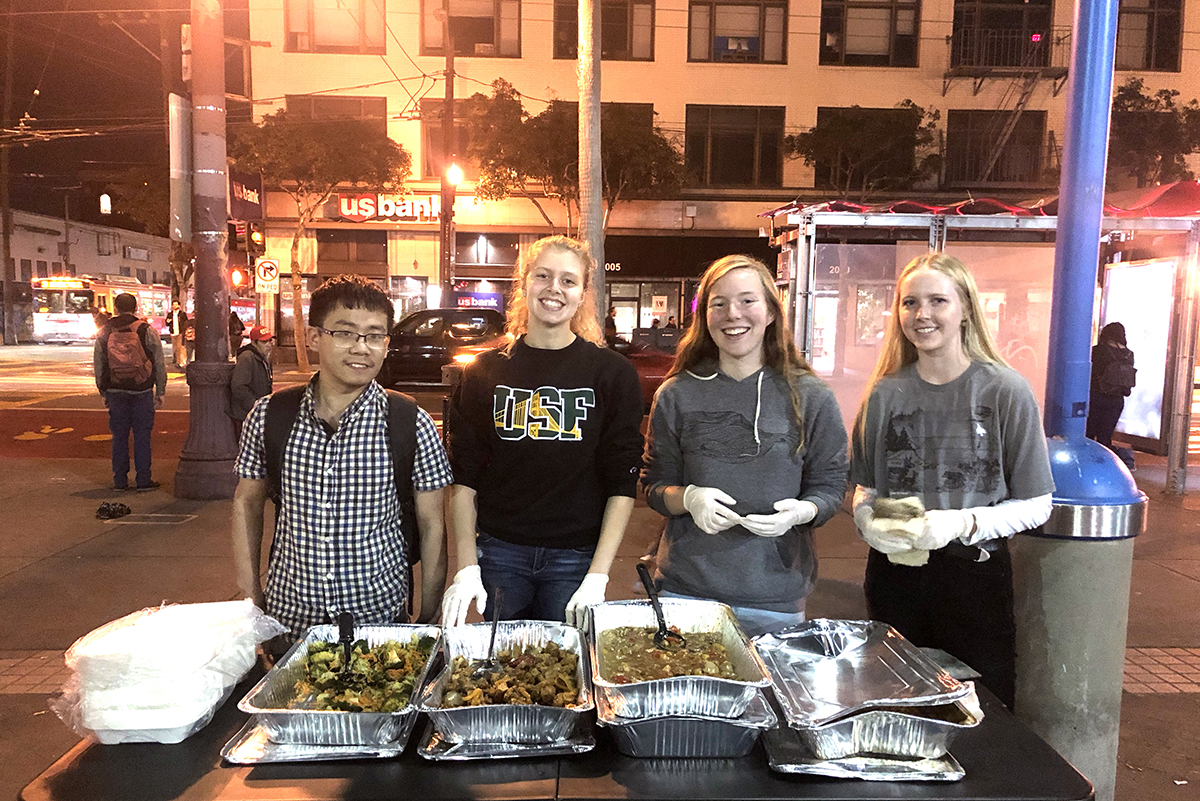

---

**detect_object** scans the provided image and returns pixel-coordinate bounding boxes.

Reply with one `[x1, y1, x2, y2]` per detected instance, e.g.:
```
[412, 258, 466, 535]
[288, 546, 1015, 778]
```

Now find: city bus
[32, 276, 172, 344]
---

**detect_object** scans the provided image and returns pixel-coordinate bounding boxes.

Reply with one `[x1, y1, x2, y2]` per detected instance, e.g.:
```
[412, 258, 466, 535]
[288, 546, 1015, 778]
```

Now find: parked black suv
[377, 308, 507, 386]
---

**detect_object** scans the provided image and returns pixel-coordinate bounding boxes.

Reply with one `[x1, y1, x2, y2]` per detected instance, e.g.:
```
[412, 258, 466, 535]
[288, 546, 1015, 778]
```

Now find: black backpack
[263, 386, 422, 608]
[1098, 347, 1136, 397]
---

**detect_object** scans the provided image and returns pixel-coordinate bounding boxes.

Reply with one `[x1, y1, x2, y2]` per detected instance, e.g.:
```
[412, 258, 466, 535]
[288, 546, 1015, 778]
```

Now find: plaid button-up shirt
[236, 378, 452, 634]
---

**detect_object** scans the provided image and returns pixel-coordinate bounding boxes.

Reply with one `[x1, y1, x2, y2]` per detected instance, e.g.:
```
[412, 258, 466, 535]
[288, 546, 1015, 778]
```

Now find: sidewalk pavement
[0, 452, 1197, 800]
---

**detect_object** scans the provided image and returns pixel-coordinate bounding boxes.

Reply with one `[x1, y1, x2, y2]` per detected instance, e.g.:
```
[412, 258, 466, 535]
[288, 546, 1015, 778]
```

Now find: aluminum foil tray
[754, 619, 969, 728]
[595, 689, 776, 758]
[416, 719, 595, 761]
[237, 624, 440, 746]
[221, 719, 408, 764]
[794, 682, 983, 760]
[416, 620, 591, 745]
[763, 725, 965, 781]
[588, 599, 771, 719]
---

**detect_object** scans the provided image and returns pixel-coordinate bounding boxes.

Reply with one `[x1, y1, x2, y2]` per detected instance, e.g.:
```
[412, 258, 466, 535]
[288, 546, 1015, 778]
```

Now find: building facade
[242, 0, 1195, 332]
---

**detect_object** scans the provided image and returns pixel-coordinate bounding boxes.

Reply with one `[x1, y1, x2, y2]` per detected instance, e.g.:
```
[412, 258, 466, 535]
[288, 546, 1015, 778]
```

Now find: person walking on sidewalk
[168, 300, 188, 370]
[93, 292, 167, 492]
[229, 326, 274, 428]
[232, 275, 453, 640]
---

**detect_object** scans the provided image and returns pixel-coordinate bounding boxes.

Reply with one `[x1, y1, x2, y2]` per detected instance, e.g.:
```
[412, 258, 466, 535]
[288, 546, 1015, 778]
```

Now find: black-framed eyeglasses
[317, 328, 390, 349]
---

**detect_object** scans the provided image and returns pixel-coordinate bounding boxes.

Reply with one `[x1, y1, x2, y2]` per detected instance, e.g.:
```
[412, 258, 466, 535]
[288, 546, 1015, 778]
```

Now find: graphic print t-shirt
[851, 362, 1054, 511]
[448, 337, 644, 548]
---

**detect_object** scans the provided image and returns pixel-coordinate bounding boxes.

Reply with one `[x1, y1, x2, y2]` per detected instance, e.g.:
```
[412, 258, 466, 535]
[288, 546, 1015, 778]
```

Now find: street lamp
[439, 162, 462, 308]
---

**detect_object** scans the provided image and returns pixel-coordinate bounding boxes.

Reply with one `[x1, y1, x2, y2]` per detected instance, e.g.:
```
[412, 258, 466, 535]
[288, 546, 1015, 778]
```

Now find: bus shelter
[761, 184, 1200, 494]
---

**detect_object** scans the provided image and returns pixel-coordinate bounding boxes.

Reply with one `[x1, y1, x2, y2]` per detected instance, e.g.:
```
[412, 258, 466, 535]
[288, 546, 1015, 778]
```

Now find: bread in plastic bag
[50, 599, 287, 744]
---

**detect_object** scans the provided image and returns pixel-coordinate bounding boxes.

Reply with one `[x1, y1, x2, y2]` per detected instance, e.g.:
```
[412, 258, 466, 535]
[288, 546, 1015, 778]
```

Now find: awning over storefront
[603, 235, 777, 278]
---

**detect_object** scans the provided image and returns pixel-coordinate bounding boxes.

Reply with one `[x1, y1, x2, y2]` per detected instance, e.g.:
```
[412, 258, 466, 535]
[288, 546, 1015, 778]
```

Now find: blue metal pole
[1044, 0, 1119, 440]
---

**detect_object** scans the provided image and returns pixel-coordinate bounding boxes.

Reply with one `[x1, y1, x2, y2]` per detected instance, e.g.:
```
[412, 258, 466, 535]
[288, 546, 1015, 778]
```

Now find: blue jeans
[659, 590, 806, 638]
[108, 390, 155, 487]
[476, 533, 595, 622]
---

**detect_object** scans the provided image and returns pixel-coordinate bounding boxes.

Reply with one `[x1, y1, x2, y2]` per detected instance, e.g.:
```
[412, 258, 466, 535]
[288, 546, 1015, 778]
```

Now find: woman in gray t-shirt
[850, 252, 1054, 709]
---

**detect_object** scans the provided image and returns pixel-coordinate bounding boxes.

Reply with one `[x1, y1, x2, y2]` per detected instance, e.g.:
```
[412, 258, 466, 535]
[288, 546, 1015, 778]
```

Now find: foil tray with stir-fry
[441, 642, 580, 708]
[293, 634, 436, 712]
[598, 626, 738, 684]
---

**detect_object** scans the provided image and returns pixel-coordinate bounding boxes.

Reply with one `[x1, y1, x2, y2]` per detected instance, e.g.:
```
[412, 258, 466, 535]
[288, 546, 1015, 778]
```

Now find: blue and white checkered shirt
[236, 378, 452, 634]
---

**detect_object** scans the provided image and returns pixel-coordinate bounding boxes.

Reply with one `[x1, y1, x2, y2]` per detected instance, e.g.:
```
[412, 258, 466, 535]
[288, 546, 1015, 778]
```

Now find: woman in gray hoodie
[641, 255, 849, 636]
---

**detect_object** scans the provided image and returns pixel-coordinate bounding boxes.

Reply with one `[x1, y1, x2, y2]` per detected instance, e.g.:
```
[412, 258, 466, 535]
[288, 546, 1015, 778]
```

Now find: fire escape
[944, 26, 1071, 185]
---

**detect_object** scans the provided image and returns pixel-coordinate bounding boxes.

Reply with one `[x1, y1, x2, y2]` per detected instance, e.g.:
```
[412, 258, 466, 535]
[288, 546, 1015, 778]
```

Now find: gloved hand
[913, 509, 975, 551]
[682, 485, 740, 535]
[856, 507, 923, 554]
[441, 565, 487, 627]
[564, 572, 609, 627]
[888, 549, 930, 567]
[741, 499, 819, 538]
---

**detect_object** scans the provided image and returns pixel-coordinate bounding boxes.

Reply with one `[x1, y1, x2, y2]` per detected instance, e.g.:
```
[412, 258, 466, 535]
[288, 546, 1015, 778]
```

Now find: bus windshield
[34, 290, 62, 314]
[66, 291, 93, 314]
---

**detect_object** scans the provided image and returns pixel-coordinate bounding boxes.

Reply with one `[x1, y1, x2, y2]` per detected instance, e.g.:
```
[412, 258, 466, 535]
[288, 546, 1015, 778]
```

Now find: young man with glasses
[231, 275, 452, 643]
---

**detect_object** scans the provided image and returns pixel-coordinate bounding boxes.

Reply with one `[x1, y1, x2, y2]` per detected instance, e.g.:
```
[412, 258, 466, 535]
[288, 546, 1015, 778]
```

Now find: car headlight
[453, 353, 478, 365]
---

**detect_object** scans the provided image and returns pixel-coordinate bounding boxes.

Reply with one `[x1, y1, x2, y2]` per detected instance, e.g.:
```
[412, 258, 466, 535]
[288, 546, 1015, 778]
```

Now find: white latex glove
[740, 499, 819, 538]
[913, 509, 975, 551]
[564, 572, 608, 627]
[888, 549, 930, 567]
[857, 510, 922, 554]
[441, 565, 487, 627]
[682, 485, 740, 535]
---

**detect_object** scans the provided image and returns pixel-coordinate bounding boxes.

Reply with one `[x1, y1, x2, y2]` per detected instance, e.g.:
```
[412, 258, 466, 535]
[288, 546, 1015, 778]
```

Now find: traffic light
[230, 267, 247, 288]
[247, 221, 264, 257]
[228, 220, 248, 251]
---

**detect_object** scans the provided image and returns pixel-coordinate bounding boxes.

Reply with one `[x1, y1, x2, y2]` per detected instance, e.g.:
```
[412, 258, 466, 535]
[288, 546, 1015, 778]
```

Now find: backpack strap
[263, 385, 306, 504]
[384, 389, 420, 618]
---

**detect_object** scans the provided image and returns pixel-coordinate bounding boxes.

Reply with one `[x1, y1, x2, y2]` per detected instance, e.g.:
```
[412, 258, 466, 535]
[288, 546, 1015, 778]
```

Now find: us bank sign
[336, 193, 442, 223]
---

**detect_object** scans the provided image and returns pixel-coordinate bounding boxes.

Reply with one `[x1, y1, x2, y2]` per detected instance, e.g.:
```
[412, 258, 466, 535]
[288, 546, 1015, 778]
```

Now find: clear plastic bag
[51, 599, 287, 744]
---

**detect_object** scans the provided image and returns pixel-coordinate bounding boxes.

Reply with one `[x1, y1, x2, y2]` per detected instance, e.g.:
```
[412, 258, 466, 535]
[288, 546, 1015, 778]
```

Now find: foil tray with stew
[238, 624, 441, 747]
[416, 620, 592, 745]
[588, 599, 771, 719]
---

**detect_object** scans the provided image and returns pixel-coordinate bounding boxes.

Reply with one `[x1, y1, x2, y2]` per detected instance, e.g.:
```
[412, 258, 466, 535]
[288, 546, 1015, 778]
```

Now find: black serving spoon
[470, 587, 504, 679]
[335, 611, 355, 674]
[636, 562, 685, 651]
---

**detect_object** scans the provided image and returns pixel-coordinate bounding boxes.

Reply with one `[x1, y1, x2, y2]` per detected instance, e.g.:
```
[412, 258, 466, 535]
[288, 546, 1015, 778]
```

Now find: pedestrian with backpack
[231, 275, 452, 642]
[1087, 321, 1137, 453]
[93, 292, 167, 492]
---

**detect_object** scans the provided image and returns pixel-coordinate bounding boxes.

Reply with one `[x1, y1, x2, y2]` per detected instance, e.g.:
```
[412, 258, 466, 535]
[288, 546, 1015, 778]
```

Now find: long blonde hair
[670, 254, 815, 449]
[504, 236, 604, 350]
[855, 252, 1008, 434]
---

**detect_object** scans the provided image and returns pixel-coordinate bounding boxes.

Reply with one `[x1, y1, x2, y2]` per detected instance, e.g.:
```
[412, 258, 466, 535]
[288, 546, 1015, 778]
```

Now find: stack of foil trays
[755, 619, 982, 780]
[227, 624, 442, 763]
[588, 599, 776, 758]
[415, 621, 593, 755]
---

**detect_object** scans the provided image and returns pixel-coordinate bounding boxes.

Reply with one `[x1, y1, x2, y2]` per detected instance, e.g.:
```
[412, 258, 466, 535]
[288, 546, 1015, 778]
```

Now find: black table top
[22, 683, 1093, 801]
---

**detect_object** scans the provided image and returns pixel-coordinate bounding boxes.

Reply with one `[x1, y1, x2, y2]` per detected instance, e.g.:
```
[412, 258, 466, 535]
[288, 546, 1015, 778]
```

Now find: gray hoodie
[642, 360, 848, 611]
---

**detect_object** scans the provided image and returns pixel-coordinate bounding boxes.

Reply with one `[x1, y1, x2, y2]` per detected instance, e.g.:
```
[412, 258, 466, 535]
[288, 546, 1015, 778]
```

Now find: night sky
[3, 1, 247, 228]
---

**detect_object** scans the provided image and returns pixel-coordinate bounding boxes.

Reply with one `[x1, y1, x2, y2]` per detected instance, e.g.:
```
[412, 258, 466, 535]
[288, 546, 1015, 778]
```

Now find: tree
[462, 80, 682, 235]
[105, 162, 194, 301]
[784, 101, 940, 201]
[229, 110, 411, 370]
[1108, 78, 1200, 189]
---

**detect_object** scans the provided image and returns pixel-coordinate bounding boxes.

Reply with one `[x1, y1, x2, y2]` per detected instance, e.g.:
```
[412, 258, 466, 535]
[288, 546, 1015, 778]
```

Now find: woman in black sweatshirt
[442, 236, 645, 626]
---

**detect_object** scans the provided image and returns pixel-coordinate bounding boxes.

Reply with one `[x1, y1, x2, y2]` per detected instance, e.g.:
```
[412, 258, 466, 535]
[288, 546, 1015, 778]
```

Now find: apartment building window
[285, 0, 385, 54]
[820, 0, 918, 66]
[951, 0, 1052, 68]
[19, 259, 31, 281]
[685, 105, 784, 187]
[317, 229, 388, 265]
[287, 95, 388, 137]
[945, 109, 1045, 185]
[554, 0, 654, 60]
[421, 100, 479, 180]
[689, 0, 786, 63]
[1116, 0, 1180, 71]
[422, 0, 520, 57]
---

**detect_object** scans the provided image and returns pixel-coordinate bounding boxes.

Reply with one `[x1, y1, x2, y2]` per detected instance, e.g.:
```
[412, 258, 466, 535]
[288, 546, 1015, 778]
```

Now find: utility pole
[438, 0, 456, 307]
[1, 0, 15, 345]
[175, 0, 238, 499]
[577, 0, 604, 316]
